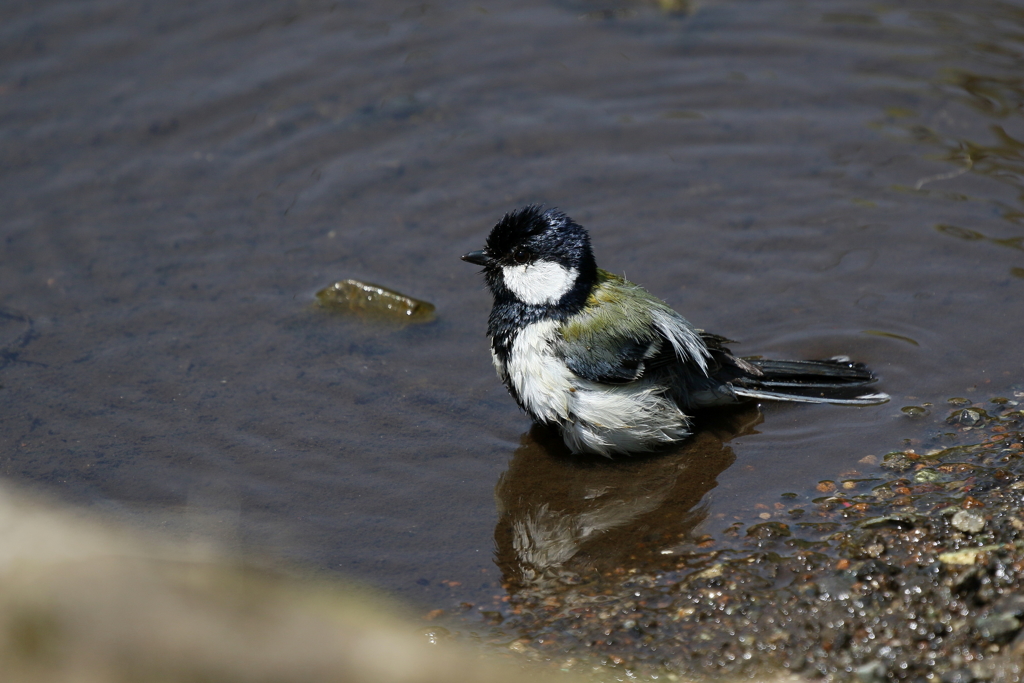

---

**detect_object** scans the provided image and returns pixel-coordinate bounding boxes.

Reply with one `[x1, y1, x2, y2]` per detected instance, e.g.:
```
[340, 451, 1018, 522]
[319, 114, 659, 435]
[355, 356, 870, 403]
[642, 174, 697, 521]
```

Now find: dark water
[1, 0, 1023, 610]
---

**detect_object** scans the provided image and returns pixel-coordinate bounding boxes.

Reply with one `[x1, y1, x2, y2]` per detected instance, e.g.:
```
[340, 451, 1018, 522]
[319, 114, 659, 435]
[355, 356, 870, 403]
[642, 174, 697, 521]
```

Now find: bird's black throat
[486, 265, 595, 368]
[476, 204, 599, 369]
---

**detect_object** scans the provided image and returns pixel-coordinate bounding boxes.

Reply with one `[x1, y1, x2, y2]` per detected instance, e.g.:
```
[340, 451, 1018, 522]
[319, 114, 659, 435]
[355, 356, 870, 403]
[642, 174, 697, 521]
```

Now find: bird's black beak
[461, 250, 492, 266]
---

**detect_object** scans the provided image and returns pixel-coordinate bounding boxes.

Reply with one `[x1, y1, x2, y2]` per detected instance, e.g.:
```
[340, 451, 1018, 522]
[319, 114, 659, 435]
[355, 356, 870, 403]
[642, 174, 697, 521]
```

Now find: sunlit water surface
[1, 0, 1023, 610]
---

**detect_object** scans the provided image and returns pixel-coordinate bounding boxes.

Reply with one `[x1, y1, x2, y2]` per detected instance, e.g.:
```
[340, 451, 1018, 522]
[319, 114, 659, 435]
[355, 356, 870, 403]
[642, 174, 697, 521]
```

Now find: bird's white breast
[506, 319, 575, 423]
[502, 318, 693, 456]
[502, 261, 578, 305]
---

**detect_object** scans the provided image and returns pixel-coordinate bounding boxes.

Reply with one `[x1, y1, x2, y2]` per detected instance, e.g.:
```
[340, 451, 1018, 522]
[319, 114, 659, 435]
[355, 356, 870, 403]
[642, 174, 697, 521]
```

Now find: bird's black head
[462, 206, 598, 313]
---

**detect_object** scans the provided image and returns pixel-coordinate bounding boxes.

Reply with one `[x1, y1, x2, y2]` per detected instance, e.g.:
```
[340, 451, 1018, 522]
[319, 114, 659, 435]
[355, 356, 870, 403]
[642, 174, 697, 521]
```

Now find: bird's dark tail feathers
[732, 356, 889, 406]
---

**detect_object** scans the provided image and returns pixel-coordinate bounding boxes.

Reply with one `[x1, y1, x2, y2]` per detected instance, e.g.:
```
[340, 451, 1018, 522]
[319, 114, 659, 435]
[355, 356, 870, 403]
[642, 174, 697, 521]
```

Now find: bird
[461, 205, 889, 457]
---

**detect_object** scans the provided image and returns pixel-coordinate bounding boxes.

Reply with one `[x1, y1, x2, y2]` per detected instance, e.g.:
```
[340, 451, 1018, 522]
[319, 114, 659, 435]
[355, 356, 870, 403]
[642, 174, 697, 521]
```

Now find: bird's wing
[697, 331, 761, 377]
[557, 270, 709, 385]
[560, 333, 659, 385]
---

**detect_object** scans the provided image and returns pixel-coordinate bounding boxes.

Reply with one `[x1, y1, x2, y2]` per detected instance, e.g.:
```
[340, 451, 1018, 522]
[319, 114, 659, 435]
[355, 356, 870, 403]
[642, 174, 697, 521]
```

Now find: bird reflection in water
[494, 406, 762, 593]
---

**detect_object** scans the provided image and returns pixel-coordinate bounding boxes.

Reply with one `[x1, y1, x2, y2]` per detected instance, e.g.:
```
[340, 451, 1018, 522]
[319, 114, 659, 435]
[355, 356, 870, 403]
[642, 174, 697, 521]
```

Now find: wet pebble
[816, 574, 855, 601]
[991, 593, 1024, 618]
[940, 669, 976, 683]
[858, 513, 920, 530]
[939, 546, 1001, 566]
[421, 626, 453, 645]
[316, 279, 436, 322]
[952, 509, 986, 534]
[745, 522, 790, 540]
[864, 541, 886, 558]
[855, 660, 888, 683]
[913, 468, 943, 483]
[949, 408, 986, 427]
[880, 451, 915, 473]
[975, 612, 1021, 642]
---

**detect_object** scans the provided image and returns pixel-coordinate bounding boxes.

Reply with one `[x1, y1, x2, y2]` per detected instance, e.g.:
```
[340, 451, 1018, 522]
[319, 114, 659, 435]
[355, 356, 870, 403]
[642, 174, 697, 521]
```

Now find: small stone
[817, 574, 855, 601]
[969, 662, 995, 681]
[479, 610, 503, 624]
[881, 452, 914, 473]
[746, 522, 791, 540]
[939, 545, 1002, 566]
[991, 593, 1024, 618]
[941, 669, 975, 683]
[914, 468, 942, 483]
[865, 542, 886, 558]
[952, 509, 986, 534]
[316, 279, 436, 322]
[975, 612, 1021, 641]
[855, 660, 887, 683]
[421, 626, 452, 645]
[675, 606, 696, 620]
[691, 563, 725, 580]
[858, 514, 920, 530]
[949, 408, 985, 426]
[853, 559, 896, 580]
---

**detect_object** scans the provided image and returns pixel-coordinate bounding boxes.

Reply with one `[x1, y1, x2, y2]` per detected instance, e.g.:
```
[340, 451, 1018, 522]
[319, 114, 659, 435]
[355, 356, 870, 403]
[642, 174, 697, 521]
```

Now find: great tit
[462, 205, 889, 457]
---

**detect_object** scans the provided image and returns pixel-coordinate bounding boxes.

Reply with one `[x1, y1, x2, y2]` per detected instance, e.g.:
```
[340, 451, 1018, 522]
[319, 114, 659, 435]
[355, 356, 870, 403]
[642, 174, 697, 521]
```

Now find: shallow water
[1, 0, 1023, 611]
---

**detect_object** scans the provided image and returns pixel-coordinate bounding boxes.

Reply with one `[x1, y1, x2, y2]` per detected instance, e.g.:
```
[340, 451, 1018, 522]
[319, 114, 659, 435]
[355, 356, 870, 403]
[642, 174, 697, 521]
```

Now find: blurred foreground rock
[0, 481, 571, 683]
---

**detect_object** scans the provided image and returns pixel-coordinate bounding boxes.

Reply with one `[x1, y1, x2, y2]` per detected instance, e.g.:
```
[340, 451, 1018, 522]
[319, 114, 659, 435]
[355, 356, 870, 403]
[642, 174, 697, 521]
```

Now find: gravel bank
[455, 393, 1024, 682]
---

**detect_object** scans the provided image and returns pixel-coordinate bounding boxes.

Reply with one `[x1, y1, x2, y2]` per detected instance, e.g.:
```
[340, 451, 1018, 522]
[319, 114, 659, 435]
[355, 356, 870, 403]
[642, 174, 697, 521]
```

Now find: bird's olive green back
[561, 269, 672, 341]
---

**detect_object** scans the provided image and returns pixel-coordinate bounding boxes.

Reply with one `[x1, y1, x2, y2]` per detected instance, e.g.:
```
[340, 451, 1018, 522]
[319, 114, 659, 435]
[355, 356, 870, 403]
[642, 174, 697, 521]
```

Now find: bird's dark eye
[512, 248, 532, 264]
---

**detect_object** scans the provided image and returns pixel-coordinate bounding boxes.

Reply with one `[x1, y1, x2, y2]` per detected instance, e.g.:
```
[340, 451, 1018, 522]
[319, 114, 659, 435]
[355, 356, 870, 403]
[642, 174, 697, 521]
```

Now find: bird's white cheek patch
[502, 261, 578, 305]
